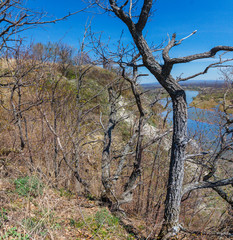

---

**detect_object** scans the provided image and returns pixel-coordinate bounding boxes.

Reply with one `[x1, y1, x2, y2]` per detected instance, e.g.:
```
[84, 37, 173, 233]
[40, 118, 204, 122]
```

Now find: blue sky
[25, 0, 233, 83]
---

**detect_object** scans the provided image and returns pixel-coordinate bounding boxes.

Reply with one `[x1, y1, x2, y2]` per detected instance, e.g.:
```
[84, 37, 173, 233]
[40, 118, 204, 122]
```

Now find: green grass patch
[0, 227, 30, 240]
[68, 209, 122, 239]
[0, 208, 8, 227]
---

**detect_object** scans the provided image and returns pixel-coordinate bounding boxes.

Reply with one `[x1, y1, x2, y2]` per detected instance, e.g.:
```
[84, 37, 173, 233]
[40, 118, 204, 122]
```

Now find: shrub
[14, 176, 44, 197]
[95, 209, 119, 228]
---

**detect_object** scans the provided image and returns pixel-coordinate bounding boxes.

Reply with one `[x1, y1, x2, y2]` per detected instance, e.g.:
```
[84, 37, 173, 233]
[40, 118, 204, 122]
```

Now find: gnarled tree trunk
[158, 90, 188, 239]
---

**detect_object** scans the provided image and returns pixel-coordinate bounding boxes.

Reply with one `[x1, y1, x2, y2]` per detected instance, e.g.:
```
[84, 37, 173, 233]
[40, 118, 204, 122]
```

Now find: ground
[0, 175, 136, 240]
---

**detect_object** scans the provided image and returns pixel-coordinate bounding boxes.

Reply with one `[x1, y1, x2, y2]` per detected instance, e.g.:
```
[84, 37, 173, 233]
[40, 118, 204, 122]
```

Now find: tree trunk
[158, 90, 188, 239]
[101, 87, 117, 207]
[126, 29, 188, 238]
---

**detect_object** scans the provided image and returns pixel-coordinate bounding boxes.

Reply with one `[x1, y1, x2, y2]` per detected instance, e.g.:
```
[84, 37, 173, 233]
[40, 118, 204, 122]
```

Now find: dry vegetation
[1, 0, 233, 238]
[0, 50, 232, 239]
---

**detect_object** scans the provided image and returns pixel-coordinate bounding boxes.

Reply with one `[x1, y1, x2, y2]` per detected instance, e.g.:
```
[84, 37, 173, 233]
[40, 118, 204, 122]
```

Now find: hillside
[0, 58, 232, 240]
[0, 61, 167, 239]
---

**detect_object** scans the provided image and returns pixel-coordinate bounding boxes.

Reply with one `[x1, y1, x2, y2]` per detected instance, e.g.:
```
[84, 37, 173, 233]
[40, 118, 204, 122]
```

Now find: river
[161, 90, 221, 148]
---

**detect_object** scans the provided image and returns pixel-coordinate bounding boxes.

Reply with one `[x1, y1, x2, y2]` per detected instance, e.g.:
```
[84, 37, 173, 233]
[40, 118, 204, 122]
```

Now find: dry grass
[0, 175, 136, 240]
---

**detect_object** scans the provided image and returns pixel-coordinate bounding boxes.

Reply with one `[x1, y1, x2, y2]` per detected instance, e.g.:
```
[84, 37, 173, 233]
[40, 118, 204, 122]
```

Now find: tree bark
[125, 25, 189, 239]
[158, 91, 188, 239]
[101, 87, 118, 206]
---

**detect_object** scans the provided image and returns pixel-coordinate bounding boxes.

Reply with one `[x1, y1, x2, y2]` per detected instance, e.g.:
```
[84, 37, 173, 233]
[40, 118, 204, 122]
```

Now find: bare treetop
[0, 0, 93, 51]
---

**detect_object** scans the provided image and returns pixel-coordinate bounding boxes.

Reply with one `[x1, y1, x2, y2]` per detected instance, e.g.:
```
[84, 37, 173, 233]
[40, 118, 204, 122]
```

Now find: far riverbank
[189, 88, 233, 114]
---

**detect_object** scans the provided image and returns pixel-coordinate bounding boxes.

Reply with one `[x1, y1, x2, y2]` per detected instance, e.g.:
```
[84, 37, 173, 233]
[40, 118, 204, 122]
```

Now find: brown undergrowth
[0, 59, 232, 239]
[0, 171, 137, 240]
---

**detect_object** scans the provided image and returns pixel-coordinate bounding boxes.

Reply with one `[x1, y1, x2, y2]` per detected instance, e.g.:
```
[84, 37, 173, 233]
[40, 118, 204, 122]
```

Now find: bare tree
[99, 50, 171, 208]
[89, 33, 170, 215]
[89, 0, 233, 238]
[0, 0, 93, 53]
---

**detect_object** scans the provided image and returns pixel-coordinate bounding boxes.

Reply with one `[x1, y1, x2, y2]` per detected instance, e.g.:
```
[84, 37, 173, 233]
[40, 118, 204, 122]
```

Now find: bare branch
[142, 129, 172, 150]
[170, 46, 233, 64]
[212, 187, 233, 208]
[182, 177, 233, 196]
[162, 33, 176, 63]
[129, 0, 132, 19]
[109, 0, 134, 28]
[178, 58, 233, 82]
[0, 0, 94, 50]
[175, 30, 197, 46]
[163, 31, 197, 64]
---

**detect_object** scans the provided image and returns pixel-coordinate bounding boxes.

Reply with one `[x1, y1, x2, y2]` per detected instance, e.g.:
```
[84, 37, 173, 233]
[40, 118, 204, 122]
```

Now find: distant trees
[89, 0, 233, 238]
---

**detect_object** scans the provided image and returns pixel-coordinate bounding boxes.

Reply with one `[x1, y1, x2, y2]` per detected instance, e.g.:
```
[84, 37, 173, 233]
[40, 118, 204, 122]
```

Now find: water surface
[160, 90, 220, 146]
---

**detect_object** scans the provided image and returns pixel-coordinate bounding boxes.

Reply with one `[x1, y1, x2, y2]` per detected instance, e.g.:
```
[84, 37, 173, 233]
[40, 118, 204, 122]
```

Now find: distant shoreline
[141, 80, 226, 90]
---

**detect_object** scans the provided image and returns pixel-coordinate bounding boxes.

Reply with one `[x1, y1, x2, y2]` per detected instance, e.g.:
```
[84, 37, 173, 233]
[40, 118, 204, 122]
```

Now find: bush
[14, 176, 44, 197]
[95, 209, 119, 228]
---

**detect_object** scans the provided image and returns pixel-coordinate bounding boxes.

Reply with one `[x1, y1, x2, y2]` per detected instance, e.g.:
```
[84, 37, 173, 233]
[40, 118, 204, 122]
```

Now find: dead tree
[90, 33, 169, 213]
[90, 0, 233, 238]
[100, 60, 171, 212]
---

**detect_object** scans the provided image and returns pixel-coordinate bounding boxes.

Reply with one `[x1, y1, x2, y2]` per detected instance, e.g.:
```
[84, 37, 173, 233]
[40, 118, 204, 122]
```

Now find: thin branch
[170, 46, 233, 64]
[175, 30, 197, 46]
[182, 177, 233, 196]
[142, 129, 172, 150]
[178, 58, 233, 82]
